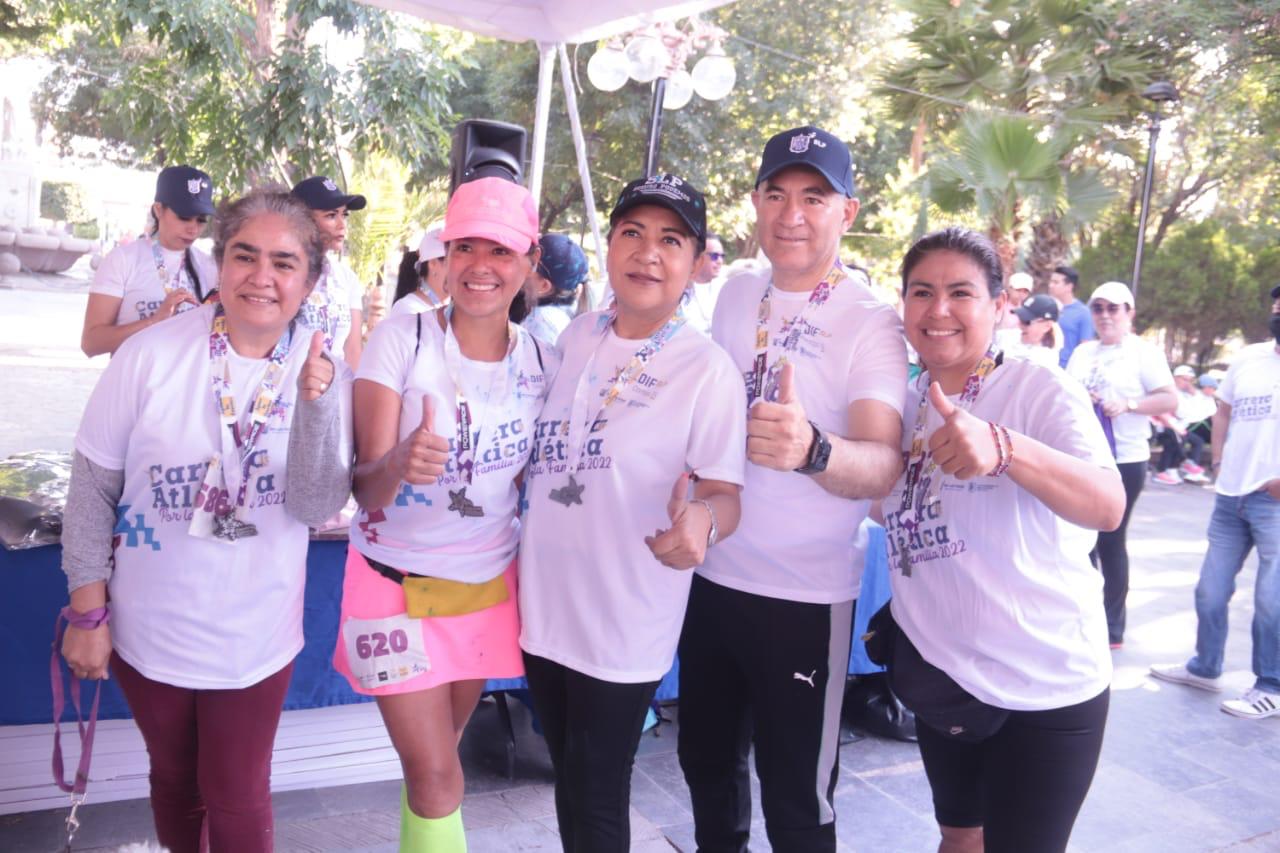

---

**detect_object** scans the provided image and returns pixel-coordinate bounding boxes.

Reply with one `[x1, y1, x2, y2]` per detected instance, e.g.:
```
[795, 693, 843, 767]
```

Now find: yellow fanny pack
[367, 557, 508, 619]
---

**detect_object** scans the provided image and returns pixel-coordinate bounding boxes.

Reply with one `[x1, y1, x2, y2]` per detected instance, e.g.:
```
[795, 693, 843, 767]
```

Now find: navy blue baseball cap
[1270, 283, 1280, 299]
[756, 125, 856, 198]
[610, 174, 707, 242]
[536, 234, 588, 292]
[1015, 293, 1060, 324]
[155, 166, 215, 218]
[291, 176, 367, 212]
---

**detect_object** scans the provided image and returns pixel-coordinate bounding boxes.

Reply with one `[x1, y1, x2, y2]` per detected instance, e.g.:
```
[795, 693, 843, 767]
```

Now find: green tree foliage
[39, 180, 89, 223]
[1078, 218, 1272, 366]
[343, 151, 447, 291]
[450, 0, 909, 267]
[30, 0, 464, 192]
[880, 0, 1160, 281]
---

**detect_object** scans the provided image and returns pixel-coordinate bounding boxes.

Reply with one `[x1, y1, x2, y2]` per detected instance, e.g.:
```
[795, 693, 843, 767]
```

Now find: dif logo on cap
[756, 125, 856, 198]
[155, 165, 215, 218]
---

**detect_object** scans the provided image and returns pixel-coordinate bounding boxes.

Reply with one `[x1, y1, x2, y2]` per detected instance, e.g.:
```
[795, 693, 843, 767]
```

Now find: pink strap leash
[50, 605, 110, 849]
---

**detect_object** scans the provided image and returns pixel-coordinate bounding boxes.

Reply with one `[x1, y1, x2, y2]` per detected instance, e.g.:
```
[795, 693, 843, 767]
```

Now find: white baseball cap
[416, 225, 446, 262]
[1088, 280, 1135, 309]
[1008, 271, 1033, 292]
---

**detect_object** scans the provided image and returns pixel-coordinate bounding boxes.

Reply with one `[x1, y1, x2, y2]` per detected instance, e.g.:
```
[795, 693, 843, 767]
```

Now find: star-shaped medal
[548, 475, 585, 507]
[447, 487, 484, 518]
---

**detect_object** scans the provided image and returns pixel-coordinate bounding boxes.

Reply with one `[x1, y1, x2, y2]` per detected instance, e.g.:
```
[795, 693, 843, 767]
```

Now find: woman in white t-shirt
[518, 175, 746, 850]
[81, 165, 219, 357]
[882, 227, 1125, 853]
[388, 225, 450, 319]
[333, 178, 554, 852]
[521, 233, 586, 346]
[291, 175, 368, 368]
[1065, 280, 1177, 647]
[59, 188, 352, 852]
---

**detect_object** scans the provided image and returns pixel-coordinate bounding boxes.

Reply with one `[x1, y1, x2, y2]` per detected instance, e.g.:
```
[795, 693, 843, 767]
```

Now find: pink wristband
[62, 605, 111, 630]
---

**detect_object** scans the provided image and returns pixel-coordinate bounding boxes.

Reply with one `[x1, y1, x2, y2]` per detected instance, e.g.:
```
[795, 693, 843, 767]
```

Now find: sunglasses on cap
[1090, 302, 1127, 315]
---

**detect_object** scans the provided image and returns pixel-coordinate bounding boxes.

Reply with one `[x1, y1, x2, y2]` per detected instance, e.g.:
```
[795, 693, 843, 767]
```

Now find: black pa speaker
[449, 119, 527, 194]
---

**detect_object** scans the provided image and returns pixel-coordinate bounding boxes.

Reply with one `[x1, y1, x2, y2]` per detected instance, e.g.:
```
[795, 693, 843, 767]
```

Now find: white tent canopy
[362, 0, 727, 45]
[359, 0, 733, 305]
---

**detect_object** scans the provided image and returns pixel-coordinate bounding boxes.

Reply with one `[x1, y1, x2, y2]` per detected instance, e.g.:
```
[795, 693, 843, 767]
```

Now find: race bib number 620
[341, 613, 431, 690]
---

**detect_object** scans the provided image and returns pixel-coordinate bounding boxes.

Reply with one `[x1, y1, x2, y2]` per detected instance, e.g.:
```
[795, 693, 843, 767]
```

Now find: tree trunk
[1027, 214, 1069, 291]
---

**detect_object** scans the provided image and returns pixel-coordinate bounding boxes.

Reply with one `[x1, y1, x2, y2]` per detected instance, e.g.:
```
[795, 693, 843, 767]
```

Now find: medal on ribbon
[191, 304, 293, 543]
[440, 308, 520, 518]
[552, 309, 686, 507]
[748, 262, 845, 405]
[894, 345, 1001, 575]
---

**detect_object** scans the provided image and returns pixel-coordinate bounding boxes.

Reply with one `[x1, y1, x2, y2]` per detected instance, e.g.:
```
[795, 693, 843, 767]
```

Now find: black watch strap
[795, 421, 831, 474]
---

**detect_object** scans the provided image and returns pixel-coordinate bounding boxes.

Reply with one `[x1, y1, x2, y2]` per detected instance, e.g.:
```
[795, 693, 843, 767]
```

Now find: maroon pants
[112, 652, 293, 853]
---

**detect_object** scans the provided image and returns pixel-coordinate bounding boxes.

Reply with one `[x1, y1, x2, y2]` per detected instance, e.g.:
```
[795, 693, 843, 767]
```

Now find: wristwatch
[1126, 398, 1138, 412]
[795, 421, 832, 475]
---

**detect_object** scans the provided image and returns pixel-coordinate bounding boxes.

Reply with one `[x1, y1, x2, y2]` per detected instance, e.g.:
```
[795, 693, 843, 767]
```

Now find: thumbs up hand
[298, 331, 336, 402]
[924, 382, 999, 480]
[644, 472, 711, 570]
[747, 360, 813, 471]
[394, 394, 451, 485]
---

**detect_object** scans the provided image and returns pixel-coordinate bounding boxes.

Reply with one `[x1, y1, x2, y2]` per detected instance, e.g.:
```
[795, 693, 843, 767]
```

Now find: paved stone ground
[1, 277, 1277, 851]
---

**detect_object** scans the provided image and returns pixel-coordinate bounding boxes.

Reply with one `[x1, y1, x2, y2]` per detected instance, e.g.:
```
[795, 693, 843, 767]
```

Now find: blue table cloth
[3, 526, 889, 726]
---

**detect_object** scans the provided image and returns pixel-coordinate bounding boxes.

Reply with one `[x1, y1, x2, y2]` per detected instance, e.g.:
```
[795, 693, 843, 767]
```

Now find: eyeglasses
[1090, 302, 1127, 315]
[705, 252, 724, 261]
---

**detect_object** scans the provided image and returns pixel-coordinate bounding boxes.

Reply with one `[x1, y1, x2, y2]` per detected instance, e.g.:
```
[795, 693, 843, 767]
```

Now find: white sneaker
[1149, 663, 1224, 692]
[1221, 688, 1280, 720]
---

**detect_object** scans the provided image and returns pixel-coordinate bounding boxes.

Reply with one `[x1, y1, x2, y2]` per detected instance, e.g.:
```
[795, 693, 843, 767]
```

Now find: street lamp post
[1132, 81, 1179, 300]
[586, 19, 736, 176]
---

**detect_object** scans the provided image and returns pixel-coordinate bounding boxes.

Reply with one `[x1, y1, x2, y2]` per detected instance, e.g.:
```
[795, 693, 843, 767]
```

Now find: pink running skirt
[332, 546, 523, 696]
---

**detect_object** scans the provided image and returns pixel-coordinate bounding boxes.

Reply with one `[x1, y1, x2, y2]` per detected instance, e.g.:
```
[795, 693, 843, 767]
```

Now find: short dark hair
[1054, 265, 1079, 289]
[901, 226, 1003, 298]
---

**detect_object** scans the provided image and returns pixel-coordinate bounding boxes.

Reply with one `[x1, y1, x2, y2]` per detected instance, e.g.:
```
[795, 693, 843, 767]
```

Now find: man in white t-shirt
[678, 125, 907, 853]
[1151, 285, 1280, 719]
[683, 232, 726, 334]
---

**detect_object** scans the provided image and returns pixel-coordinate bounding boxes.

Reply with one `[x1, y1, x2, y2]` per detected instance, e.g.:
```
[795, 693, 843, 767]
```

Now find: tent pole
[644, 78, 666, 176]
[558, 42, 606, 311]
[530, 42, 556, 204]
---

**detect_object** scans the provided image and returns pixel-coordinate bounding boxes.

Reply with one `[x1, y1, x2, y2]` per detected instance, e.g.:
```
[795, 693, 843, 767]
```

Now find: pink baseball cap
[439, 178, 539, 254]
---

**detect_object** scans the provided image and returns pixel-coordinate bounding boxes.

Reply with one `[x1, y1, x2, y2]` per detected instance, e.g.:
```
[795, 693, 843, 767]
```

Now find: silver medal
[548, 475, 585, 507]
[447, 487, 484, 518]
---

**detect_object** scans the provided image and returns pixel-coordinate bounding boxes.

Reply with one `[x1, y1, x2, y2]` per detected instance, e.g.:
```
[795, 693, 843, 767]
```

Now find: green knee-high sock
[399, 784, 466, 853]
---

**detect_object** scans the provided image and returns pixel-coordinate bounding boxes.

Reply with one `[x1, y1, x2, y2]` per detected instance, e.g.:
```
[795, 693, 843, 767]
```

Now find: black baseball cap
[609, 174, 707, 243]
[291, 176, 367, 212]
[1270, 283, 1280, 299]
[1015, 293, 1060, 324]
[756, 125, 856, 198]
[155, 166, 215, 218]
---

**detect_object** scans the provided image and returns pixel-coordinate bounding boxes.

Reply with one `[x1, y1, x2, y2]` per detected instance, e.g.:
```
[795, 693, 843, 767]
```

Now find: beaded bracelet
[988, 424, 1014, 477]
[987, 423, 1013, 477]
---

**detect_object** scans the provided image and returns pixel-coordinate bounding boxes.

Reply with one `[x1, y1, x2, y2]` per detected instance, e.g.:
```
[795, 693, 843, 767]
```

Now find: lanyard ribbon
[749, 262, 845, 405]
[439, 308, 519, 485]
[150, 238, 192, 296]
[559, 309, 686, 478]
[898, 345, 1002, 521]
[208, 304, 293, 510]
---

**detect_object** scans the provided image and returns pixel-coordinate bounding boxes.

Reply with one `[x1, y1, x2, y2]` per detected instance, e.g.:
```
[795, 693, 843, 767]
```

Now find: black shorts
[917, 687, 1109, 853]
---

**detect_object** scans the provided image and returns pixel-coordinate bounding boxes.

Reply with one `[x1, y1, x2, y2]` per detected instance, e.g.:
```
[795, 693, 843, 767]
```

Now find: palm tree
[880, 0, 1160, 277]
